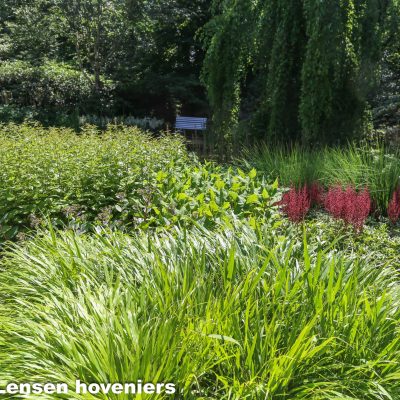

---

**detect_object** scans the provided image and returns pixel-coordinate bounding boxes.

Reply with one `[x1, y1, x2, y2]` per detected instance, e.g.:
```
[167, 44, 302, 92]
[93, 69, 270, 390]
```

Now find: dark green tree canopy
[0, 0, 211, 120]
[202, 0, 400, 145]
[1, 0, 398, 136]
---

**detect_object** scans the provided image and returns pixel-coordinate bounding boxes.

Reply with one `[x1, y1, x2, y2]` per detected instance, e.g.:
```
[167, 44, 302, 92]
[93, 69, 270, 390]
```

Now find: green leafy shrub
[0, 60, 114, 114]
[0, 105, 81, 128]
[0, 123, 277, 241]
[1, 225, 400, 399]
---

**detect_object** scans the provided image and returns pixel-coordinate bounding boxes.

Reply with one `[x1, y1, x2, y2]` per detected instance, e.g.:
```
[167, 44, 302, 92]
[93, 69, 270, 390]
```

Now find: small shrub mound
[0, 60, 114, 114]
[0, 124, 278, 241]
[0, 123, 186, 240]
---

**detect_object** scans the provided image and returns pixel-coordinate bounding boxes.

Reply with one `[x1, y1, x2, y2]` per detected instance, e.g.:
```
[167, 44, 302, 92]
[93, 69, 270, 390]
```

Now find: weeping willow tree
[202, 0, 399, 146]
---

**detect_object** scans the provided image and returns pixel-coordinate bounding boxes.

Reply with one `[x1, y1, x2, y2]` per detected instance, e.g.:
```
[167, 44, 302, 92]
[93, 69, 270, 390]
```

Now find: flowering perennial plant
[324, 185, 344, 219]
[280, 186, 311, 222]
[279, 180, 399, 230]
[388, 187, 400, 224]
[325, 185, 371, 231]
[308, 182, 325, 206]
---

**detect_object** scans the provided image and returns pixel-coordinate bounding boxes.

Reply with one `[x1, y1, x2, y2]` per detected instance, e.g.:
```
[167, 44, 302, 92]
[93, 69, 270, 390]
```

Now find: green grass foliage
[1, 123, 400, 399]
[1, 224, 400, 399]
[244, 142, 400, 213]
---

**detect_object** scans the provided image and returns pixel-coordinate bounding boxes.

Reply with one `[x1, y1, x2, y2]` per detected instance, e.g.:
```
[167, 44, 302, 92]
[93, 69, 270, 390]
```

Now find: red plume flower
[280, 186, 311, 223]
[388, 187, 400, 224]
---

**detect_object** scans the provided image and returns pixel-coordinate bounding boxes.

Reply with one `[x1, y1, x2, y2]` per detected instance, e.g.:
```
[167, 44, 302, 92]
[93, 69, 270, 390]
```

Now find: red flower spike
[324, 185, 345, 219]
[308, 182, 325, 207]
[388, 187, 400, 224]
[324, 185, 371, 232]
[280, 186, 311, 223]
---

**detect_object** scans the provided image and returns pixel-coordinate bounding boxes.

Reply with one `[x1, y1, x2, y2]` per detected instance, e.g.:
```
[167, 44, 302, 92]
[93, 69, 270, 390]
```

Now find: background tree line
[0, 0, 399, 145]
[0, 0, 211, 123]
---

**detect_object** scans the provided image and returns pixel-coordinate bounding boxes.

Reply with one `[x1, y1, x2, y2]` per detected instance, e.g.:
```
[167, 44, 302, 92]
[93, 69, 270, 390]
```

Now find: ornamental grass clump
[388, 187, 400, 224]
[325, 185, 371, 231]
[1, 227, 400, 399]
[245, 142, 400, 214]
[280, 186, 310, 222]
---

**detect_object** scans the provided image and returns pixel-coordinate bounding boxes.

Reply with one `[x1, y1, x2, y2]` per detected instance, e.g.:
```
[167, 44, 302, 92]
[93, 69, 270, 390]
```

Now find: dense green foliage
[0, 0, 399, 394]
[372, 42, 400, 132]
[0, 123, 276, 242]
[202, 0, 400, 146]
[2, 0, 398, 142]
[0, 60, 114, 114]
[1, 221, 400, 399]
[0, 125, 399, 398]
[0, 0, 210, 121]
[243, 142, 400, 213]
